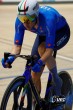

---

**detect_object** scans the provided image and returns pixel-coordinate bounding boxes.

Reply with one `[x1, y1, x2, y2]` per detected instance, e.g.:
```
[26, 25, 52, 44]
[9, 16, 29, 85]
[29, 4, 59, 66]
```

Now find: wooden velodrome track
[0, 3, 73, 109]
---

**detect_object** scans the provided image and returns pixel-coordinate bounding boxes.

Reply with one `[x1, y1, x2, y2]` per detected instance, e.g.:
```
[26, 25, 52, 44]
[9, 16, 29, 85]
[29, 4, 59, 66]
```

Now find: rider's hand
[1, 56, 15, 68]
[32, 59, 44, 72]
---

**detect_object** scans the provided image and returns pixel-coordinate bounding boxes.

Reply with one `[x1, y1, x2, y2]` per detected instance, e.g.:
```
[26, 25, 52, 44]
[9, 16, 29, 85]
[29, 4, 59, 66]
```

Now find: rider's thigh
[38, 43, 56, 69]
[38, 42, 46, 57]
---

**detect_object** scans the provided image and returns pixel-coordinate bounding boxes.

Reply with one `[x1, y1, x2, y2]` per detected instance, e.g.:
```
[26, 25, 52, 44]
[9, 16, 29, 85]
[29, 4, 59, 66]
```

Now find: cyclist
[1, 0, 70, 109]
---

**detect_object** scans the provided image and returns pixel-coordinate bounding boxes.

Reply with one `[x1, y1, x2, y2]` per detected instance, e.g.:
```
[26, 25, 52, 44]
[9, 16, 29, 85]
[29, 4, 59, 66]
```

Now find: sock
[50, 66, 62, 95]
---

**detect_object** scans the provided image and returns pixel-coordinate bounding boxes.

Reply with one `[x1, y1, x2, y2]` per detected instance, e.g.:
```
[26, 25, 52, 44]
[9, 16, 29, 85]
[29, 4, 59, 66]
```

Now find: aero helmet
[18, 0, 39, 17]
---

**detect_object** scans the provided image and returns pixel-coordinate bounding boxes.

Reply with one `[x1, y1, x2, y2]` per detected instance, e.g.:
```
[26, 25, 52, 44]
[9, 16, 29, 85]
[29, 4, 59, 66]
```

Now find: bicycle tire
[1, 76, 32, 110]
[58, 71, 72, 96]
[58, 71, 73, 110]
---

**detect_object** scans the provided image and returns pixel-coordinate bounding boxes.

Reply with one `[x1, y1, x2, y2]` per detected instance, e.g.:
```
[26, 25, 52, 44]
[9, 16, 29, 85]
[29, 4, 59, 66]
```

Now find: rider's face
[23, 20, 36, 30]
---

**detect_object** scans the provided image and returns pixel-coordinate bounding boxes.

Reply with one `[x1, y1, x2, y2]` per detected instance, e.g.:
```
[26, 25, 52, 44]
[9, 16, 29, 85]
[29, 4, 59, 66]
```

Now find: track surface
[0, 4, 73, 109]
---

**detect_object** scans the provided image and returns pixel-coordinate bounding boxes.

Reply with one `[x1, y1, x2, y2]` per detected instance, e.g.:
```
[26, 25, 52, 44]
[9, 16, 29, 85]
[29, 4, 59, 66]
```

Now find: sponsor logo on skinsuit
[57, 35, 67, 46]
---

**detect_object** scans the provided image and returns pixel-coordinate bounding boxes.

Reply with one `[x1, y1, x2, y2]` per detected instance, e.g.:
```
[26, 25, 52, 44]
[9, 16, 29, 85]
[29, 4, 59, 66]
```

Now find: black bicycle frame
[22, 50, 57, 109]
[23, 61, 43, 108]
[4, 51, 57, 109]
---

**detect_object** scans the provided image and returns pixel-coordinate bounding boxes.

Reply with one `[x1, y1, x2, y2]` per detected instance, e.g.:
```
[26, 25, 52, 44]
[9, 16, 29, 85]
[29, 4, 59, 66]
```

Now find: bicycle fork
[29, 78, 44, 110]
[19, 84, 28, 109]
[23, 66, 44, 109]
[19, 79, 44, 110]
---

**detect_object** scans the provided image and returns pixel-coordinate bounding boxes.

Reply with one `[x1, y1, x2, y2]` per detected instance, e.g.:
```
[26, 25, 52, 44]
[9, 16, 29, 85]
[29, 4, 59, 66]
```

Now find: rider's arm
[1, 18, 25, 68]
[11, 17, 25, 55]
[32, 16, 56, 72]
[11, 44, 22, 55]
[40, 16, 56, 63]
[40, 48, 53, 62]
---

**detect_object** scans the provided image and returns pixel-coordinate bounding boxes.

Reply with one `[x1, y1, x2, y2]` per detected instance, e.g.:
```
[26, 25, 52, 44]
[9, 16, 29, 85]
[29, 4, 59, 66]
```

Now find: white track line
[57, 55, 73, 62]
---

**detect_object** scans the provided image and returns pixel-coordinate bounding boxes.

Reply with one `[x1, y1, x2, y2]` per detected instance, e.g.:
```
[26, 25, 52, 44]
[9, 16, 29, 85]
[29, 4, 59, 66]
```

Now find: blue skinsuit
[14, 6, 68, 49]
[14, 6, 70, 100]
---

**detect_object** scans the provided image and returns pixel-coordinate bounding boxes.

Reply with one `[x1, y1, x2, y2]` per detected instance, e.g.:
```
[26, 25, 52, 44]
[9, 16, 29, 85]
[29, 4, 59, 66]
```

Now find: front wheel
[59, 71, 73, 110]
[1, 76, 32, 110]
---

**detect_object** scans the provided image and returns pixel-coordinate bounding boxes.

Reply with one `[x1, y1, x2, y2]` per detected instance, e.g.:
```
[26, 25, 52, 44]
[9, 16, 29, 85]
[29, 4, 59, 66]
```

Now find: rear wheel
[59, 71, 73, 110]
[1, 76, 32, 110]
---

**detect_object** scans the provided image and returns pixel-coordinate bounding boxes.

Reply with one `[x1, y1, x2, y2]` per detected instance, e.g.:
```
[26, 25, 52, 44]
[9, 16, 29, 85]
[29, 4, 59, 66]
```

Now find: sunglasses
[18, 14, 36, 23]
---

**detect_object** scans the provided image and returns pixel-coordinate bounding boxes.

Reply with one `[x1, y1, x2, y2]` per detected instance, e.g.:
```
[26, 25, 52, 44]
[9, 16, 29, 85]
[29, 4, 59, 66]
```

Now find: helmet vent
[33, 3, 38, 10]
[18, 6, 29, 12]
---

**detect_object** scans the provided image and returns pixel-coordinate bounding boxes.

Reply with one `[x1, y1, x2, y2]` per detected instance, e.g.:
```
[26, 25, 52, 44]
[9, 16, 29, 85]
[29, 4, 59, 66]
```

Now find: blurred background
[0, 0, 73, 109]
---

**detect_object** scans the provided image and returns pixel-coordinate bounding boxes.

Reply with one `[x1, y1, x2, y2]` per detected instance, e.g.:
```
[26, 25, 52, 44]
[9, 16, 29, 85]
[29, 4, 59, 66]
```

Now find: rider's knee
[38, 42, 46, 57]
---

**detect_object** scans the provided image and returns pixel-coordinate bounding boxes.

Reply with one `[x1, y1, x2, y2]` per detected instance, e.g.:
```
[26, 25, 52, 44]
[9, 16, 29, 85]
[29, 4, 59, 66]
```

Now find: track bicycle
[0, 51, 73, 110]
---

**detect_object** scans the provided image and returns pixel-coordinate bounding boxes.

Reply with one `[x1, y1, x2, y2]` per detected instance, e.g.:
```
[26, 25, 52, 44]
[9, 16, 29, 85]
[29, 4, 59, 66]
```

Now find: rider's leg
[31, 66, 45, 109]
[38, 42, 62, 95]
[30, 35, 45, 95]
[31, 66, 44, 94]
[46, 56, 62, 95]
